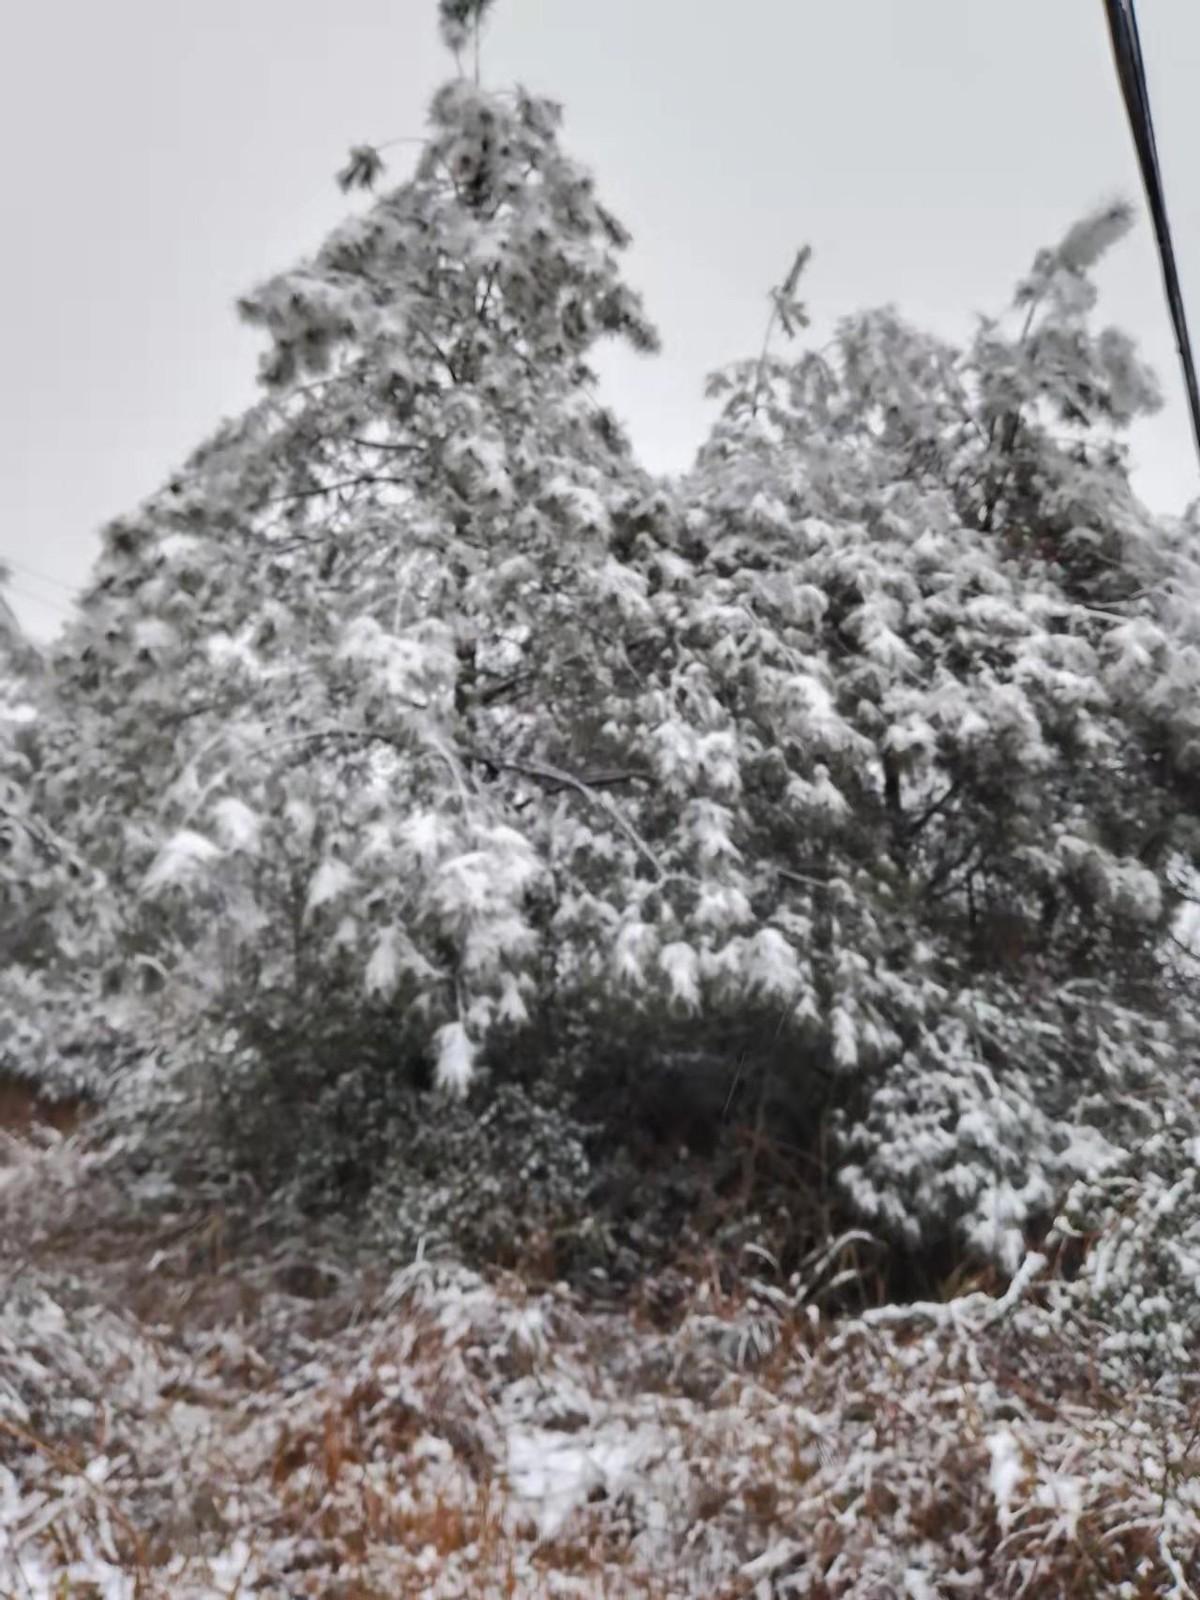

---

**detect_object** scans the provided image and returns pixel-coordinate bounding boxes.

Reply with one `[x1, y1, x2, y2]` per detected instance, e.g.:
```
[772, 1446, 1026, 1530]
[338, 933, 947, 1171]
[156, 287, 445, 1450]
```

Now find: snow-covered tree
[39, 5, 1200, 1291]
[0, 576, 73, 969]
[46, 24, 668, 1196]
[680, 203, 1199, 1269]
[437, 0, 499, 56]
[0, 572, 112, 1105]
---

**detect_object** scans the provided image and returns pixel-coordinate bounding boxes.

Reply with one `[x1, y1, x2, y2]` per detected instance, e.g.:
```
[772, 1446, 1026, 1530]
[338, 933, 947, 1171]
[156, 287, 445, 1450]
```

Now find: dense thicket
[12, 5, 1200, 1362]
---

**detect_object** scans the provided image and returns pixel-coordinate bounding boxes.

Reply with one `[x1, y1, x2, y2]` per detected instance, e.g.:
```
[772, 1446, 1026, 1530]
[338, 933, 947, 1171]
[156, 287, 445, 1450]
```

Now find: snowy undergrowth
[2, 1135, 1199, 1599]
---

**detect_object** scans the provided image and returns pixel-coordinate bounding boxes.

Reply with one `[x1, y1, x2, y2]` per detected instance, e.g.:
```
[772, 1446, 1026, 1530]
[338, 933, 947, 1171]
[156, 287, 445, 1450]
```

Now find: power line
[1102, 0, 1200, 471]
[0, 554, 80, 598]
[1, 581, 76, 620]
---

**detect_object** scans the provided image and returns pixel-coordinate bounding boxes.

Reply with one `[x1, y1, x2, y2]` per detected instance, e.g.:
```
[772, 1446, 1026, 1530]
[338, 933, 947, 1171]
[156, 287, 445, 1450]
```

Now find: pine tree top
[438, 0, 499, 56]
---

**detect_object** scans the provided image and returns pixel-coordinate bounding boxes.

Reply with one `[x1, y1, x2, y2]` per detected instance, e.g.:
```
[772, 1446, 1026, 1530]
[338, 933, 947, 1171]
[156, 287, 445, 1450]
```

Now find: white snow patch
[987, 1428, 1027, 1531]
[506, 1423, 658, 1540]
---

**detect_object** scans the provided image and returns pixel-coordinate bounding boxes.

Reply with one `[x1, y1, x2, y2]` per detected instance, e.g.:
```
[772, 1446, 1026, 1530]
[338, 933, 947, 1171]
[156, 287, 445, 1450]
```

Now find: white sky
[2, 1, 1199, 640]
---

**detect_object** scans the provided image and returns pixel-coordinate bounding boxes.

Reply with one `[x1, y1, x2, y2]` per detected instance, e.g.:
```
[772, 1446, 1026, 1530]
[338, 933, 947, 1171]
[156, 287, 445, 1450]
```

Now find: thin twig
[0, 1416, 150, 1587]
[461, 748, 663, 876]
[259, 475, 411, 506]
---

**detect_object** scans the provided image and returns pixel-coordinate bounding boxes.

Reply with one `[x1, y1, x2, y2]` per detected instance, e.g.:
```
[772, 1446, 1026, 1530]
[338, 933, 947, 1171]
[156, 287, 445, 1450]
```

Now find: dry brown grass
[2, 1130, 1200, 1597]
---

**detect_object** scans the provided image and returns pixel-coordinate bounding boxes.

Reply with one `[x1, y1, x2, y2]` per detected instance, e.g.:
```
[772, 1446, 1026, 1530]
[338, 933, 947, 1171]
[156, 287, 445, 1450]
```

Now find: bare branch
[258, 475, 412, 506]
[460, 748, 661, 876]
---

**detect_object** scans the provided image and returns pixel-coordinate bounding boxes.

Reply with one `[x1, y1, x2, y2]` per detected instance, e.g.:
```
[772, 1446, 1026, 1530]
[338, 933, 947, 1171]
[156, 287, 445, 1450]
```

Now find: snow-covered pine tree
[36, 0, 1200, 1307]
[679, 204, 1200, 1273]
[437, 0, 499, 56]
[44, 13, 670, 1196]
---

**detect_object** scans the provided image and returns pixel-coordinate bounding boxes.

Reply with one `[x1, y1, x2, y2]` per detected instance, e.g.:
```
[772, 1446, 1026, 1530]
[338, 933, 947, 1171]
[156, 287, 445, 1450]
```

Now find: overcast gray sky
[2, 1, 1199, 640]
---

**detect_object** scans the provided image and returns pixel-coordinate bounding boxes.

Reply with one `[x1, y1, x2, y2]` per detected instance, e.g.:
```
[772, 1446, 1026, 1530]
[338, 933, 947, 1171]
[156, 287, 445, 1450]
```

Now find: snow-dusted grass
[2, 1131, 1199, 1597]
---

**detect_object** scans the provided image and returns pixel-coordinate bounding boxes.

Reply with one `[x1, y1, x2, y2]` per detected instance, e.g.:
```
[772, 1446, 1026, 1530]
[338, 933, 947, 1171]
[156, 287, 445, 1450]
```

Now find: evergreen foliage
[11, 6, 1200, 1587]
[19, 1, 1200, 1375]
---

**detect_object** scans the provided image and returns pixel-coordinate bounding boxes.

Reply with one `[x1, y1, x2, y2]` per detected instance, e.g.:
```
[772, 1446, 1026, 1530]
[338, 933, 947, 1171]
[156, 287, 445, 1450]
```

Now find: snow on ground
[1, 1133, 1199, 1596]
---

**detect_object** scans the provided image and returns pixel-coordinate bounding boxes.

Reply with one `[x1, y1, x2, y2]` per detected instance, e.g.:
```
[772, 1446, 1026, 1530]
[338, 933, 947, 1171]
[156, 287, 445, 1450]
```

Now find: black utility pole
[1103, 0, 1200, 470]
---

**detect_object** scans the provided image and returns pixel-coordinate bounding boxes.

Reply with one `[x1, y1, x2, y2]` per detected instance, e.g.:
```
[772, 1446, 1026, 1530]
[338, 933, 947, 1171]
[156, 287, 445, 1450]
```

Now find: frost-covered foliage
[0, 579, 116, 1108]
[103, 1033, 595, 1263]
[49, 62, 661, 1137]
[3, 1141, 1199, 1599]
[1045, 1045, 1200, 1385]
[681, 203, 1196, 1269]
[30, 3, 1200, 1331]
[360, 1083, 594, 1266]
[437, 0, 498, 54]
[14, 7, 1200, 1586]
[0, 580, 56, 967]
